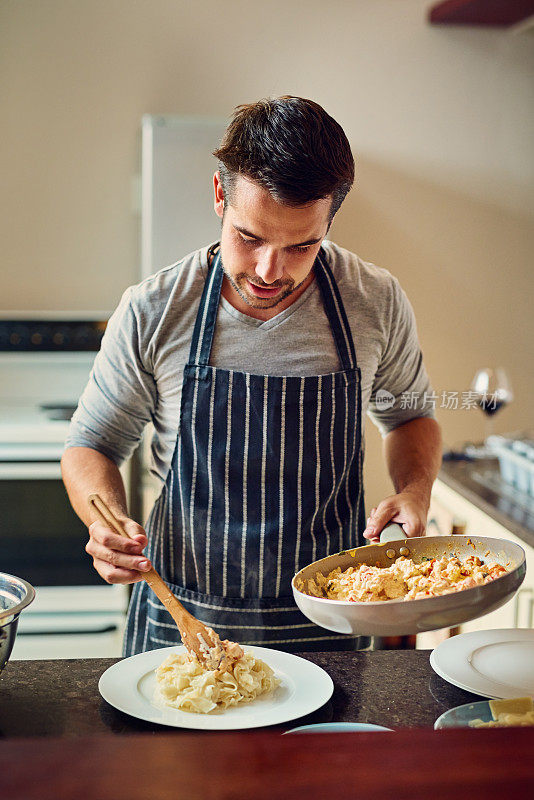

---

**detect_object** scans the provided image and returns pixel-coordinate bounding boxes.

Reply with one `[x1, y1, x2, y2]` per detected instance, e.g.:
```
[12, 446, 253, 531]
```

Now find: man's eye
[239, 235, 258, 246]
[290, 245, 311, 253]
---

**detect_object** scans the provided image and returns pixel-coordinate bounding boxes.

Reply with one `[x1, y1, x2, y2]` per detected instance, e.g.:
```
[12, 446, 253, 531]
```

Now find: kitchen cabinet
[429, 0, 534, 27]
[429, 478, 534, 631]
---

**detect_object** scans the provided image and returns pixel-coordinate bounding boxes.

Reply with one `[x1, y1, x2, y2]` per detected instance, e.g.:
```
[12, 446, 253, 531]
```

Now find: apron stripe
[147, 596, 299, 613]
[240, 372, 250, 597]
[150, 488, 161, 578]
[322, 377, 337, 556]
[309, 373, 322, 564]
[204, 370, 217, 595]
[258, 375, 269, 598]
[188, 366, 202, 586]
[346, 375, 360, 544]
[130, 575, 144, 654]
[168, 472, 175, 578]
[331, 379, 344, 542]
[293, 377, 306, 574]
[150, 618, 317, 631]
[143, 492, 167, 654]
[156, 484, 167, 576]
[353, 388, 366, 547]
[177, 406, 188, 587]
[142, 591, 150, 653]
[129, 491, 164, 653]
[149, 632, 359, 647]
[275, 376, 287, 598]
[239, 635, 360, 644]
[222, 370, 234, 596]
[336, 373, 350, 552]
[355, 448, 364, 546]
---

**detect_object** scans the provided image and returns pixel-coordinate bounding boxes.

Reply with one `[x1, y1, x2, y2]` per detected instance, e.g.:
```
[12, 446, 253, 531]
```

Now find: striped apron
[123, 247, 367, 656]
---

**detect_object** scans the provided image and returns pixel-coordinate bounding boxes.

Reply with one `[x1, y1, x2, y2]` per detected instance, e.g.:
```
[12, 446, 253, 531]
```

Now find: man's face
[214, 172, 331, 312]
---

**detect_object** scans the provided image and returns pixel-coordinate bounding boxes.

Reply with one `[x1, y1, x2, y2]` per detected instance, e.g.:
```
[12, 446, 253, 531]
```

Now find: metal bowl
[0, 573, 35, 671]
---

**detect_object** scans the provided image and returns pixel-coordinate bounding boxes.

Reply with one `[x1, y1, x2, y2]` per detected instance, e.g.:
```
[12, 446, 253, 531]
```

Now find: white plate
[99, 645, 334, 730]
[430, 629, 534, 699]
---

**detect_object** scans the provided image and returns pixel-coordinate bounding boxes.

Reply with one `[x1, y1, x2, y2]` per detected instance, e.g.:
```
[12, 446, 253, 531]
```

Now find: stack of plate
[431, 629, 534, 729]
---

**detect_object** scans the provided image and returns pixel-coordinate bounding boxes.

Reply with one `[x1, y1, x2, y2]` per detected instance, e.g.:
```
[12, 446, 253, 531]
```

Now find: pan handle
[379, 523, 407, 543]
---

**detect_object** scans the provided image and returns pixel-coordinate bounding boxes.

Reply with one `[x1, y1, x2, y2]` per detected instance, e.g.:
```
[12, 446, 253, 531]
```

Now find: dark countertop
[438, 457, 534, 549]
[2, 652, 534, 800]
[0, 650, 487, 738]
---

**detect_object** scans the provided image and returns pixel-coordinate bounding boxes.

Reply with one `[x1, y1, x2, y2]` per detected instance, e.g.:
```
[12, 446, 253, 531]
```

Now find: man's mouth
[246, 280, 285, 299]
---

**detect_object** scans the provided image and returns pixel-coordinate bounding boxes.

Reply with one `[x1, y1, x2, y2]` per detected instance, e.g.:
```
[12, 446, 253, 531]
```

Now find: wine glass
[470, 367, 514, 452]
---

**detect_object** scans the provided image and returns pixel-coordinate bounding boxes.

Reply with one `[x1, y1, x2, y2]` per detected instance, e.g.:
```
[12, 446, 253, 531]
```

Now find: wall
[2, 0, 533, 508]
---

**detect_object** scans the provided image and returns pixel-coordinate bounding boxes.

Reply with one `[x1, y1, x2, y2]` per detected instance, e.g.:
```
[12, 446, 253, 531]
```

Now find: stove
[0, 316, 130, 659]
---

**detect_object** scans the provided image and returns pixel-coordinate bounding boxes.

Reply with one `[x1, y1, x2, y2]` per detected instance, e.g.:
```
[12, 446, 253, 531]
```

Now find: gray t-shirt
[65, 240, 435, 485]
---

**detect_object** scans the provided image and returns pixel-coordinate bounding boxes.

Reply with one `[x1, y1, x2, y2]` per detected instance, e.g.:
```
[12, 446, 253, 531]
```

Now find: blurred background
[3, 0, 533, 504]
[1, 1, 533, 656]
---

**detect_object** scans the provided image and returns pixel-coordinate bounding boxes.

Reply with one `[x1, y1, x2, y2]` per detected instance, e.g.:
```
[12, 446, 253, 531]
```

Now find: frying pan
[292, 525, 526, 636]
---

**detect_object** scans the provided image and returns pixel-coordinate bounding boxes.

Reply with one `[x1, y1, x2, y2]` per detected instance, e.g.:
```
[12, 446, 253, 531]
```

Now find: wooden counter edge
[1, 727, 534, 800]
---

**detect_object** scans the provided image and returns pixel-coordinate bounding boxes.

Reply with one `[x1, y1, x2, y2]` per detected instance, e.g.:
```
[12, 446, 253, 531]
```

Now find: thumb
[122, 519, 148, 545]
[363, 500, 396, 537]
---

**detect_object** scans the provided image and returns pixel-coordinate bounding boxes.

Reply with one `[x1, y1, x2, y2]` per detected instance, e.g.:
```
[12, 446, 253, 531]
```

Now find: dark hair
[213, 96, 354, 220]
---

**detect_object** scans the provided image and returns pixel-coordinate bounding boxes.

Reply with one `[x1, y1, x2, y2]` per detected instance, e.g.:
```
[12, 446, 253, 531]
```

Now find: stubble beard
[223, 269, 303, 310]
[225, 272, 301, 308]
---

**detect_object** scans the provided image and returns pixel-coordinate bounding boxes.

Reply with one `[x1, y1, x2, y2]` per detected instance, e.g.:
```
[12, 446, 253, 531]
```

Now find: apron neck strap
[188, 250, 225, 366]
[314, 249, 358, 371]
[188, 247, 358, 371]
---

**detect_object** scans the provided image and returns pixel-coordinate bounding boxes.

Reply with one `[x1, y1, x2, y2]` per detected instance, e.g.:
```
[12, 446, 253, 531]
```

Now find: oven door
[1, 459, 129, 658]
[11, 610, 126, 659]
[0, 460, 102, 587]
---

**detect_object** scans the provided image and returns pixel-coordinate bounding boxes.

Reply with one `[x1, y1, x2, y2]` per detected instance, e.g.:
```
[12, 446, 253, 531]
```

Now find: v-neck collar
[219, 277, 319, 330]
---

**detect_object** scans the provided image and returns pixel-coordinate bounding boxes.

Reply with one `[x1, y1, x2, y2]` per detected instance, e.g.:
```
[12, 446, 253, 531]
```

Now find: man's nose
[254, 250, 284, 284]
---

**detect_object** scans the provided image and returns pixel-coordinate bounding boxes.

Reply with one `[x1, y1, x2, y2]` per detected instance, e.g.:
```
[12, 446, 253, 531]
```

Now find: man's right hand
[86, 518, 152, 584]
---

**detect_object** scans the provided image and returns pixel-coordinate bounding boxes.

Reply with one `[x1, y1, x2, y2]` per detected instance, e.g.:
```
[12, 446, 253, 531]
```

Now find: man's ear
[213, 171, 225, 219]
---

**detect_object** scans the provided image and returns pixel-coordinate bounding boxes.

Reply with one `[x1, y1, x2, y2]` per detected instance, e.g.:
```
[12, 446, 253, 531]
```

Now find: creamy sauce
[305, 555, 508, 602]
[196, 627, 244, 673]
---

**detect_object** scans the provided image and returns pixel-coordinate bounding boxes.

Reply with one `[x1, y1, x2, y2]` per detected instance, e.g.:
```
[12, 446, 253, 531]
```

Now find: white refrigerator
[139, 115, 227, 519]
[141, 114, 227, 278]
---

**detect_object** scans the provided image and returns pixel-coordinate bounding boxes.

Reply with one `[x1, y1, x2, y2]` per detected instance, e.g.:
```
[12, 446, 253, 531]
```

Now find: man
[62, 96, 441, 655]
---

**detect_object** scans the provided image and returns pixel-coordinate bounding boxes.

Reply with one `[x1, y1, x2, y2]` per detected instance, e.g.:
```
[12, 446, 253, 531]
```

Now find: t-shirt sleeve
[64, 287, 157, 465]
[367, 277, 436, 436]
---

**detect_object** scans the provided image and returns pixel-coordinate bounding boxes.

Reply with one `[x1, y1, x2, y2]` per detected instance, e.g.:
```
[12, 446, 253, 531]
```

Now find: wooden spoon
[88, 493, 240, 672]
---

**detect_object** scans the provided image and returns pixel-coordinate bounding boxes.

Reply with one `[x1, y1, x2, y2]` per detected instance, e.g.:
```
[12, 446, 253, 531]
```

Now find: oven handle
[0, 462, 62, 480]
[18, 624, 120, 637]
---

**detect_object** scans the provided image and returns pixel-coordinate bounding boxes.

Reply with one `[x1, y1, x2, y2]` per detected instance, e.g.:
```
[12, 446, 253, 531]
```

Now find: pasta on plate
[153, 650, 280, 714]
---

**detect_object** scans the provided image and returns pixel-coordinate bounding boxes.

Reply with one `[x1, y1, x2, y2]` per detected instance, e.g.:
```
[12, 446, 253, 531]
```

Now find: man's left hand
[362, 489, 428, 543]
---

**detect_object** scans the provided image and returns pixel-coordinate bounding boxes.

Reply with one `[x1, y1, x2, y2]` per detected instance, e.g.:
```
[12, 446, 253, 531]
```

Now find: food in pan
[470, 697, 534, 728]
[303, 554, 509, 602]
[153, 648, 280, 714]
